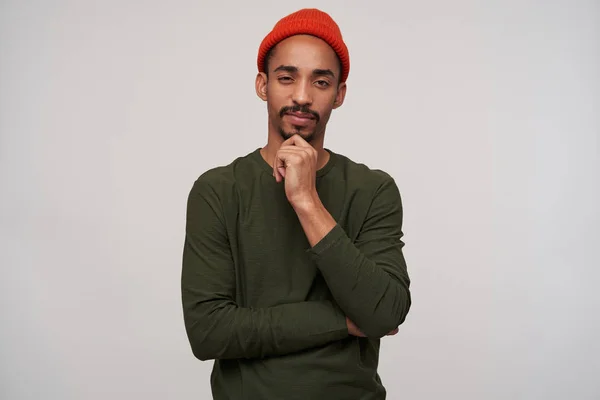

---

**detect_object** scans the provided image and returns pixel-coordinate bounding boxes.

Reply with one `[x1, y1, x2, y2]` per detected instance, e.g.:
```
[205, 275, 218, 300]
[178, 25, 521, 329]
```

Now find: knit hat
[257, 8, 350, 83]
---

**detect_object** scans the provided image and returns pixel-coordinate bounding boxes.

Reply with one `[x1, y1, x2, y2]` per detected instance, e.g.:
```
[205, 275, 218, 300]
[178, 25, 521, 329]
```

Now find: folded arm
[181, 178, 348, 361]
[296, 177, 412, 339]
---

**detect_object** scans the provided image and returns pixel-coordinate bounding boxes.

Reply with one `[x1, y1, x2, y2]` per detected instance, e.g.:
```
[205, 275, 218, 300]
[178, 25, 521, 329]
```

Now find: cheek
[266, 90, 286, 115]
[315, 97, 337, 120]
[267, 102, 282, 120]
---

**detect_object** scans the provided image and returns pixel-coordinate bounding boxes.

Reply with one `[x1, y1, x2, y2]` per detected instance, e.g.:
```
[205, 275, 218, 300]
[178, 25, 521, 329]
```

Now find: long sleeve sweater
[181, 148, 411, 400]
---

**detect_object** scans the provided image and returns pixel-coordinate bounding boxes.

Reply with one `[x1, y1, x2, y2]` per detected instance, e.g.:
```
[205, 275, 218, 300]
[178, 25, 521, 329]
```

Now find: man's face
[258, 35, 346, 143]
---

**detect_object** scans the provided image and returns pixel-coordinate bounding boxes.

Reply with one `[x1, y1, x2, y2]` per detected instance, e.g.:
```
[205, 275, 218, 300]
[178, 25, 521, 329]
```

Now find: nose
[291, 79, 313, 106]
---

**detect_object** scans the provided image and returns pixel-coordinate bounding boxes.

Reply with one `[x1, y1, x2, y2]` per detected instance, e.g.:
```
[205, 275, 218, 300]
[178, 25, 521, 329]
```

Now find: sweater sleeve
[307, 177, 411, 338]
[181, 177, 348, 361]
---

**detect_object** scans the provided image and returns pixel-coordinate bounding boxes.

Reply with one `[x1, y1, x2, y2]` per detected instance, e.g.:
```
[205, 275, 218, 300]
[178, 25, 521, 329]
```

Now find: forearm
[307, 224, 411, 338]
[293, 195, 337, 248]
[182, 295, 348, 361]
[294, 196, 410, 338]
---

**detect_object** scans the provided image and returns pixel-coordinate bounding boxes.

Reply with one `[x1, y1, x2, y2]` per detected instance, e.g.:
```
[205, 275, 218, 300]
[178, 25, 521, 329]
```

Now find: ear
[333, 81, 347, 109]
[255, 72, 268, 101]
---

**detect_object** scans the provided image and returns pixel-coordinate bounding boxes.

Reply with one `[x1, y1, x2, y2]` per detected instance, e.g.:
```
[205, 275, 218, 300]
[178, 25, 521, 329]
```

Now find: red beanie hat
[257, 8, 350, 83]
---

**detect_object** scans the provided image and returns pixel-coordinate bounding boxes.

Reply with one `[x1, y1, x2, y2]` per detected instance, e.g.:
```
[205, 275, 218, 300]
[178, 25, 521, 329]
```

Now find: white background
[1, 1, 599, 399]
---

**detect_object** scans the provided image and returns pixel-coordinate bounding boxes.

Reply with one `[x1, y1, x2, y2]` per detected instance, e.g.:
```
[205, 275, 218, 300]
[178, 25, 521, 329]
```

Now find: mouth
[285, 112, 315, 120]
[284, 112, 316, 125]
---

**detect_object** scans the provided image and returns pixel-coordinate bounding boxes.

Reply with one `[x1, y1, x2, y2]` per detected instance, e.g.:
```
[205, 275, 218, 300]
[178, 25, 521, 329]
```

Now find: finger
[275, 149, 306, 166]
[274, 149, 302, 181]
[274, 152, 285, 182]
[282, 134, 312, 148]
[351, 329, 366, 338]
[277, 146, 315, 166]
[277, 166, 286, 180]
[273, 143, 315, 182]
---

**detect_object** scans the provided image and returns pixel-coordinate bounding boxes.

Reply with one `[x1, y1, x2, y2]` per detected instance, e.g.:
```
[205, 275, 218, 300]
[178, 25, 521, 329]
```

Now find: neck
[260, 127, 330, 170]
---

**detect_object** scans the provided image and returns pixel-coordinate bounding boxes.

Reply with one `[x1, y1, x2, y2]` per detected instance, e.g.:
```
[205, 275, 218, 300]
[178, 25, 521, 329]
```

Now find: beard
[278, 125, 316, 142]
[277, 105, 320, 143]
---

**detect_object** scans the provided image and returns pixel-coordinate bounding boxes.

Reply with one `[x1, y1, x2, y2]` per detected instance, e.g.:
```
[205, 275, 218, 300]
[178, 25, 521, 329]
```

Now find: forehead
[270, 34, 339, 72]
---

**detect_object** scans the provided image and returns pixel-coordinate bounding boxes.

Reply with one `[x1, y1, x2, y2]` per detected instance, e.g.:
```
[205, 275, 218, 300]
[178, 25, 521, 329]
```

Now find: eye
[315, 80, 330, 88]
[278, 76, 293, 83]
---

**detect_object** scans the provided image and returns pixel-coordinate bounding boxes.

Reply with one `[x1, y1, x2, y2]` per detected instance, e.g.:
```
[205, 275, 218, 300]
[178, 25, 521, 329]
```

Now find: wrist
[290, 191, 322, 214]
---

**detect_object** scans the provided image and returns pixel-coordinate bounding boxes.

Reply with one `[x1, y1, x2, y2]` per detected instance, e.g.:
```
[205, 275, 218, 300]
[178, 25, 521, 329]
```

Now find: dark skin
[254, 34, 398, 338]
[255, 34, 345, 170]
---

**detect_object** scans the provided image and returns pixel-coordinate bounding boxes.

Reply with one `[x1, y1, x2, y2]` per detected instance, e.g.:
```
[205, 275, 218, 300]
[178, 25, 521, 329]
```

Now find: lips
[285, 112, 315, 120]
[284, 112, 316, 125]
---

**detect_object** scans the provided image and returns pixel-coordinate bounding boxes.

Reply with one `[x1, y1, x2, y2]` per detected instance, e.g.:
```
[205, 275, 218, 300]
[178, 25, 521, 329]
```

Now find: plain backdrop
[1, 1, 599, 399]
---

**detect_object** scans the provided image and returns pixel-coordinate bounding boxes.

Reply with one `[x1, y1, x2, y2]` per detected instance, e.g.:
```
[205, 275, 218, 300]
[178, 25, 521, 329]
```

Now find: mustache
[279, 105, 320, 122]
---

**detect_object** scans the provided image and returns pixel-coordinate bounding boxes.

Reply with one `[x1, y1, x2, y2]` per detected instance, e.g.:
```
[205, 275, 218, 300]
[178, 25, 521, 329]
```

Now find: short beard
[278, 125, 315, 143]
[277, 104, 320, 143]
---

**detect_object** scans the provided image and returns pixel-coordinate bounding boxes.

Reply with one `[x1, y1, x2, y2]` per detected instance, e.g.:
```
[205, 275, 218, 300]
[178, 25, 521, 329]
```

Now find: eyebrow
[273, 65, 298, 73]
[273, 65, 336, 79]
[313, 69, 336, 79]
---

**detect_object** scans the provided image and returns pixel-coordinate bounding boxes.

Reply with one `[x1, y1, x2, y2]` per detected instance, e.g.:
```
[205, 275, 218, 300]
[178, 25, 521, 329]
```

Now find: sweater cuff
[306, 224, 347, 256]
[329, 300, 351, 337]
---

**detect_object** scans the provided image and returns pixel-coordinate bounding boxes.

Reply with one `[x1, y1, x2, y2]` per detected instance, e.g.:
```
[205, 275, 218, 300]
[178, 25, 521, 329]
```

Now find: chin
[279, 124, 317, 142]
[280, 129, 314, 143]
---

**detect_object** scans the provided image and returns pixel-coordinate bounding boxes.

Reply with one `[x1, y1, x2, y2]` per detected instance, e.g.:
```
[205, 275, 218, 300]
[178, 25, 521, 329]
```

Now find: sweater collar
[251, 147, 337, 179]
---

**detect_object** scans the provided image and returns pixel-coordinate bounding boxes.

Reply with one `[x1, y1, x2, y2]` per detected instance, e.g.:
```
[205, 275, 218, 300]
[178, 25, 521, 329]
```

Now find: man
[182, 8, 411, 400]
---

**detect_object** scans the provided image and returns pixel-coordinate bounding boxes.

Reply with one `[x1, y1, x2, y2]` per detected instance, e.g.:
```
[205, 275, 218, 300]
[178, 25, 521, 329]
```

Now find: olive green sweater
[181, 148, 411, 400]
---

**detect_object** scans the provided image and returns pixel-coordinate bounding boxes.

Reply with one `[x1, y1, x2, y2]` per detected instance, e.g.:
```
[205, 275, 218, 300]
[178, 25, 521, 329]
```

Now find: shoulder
[188, 150, 257, 203]
[332, 151, 398, 195]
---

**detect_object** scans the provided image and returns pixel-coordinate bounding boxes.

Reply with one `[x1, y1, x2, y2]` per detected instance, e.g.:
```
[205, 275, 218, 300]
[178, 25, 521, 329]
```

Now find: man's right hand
[346, 317, 399, 337]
